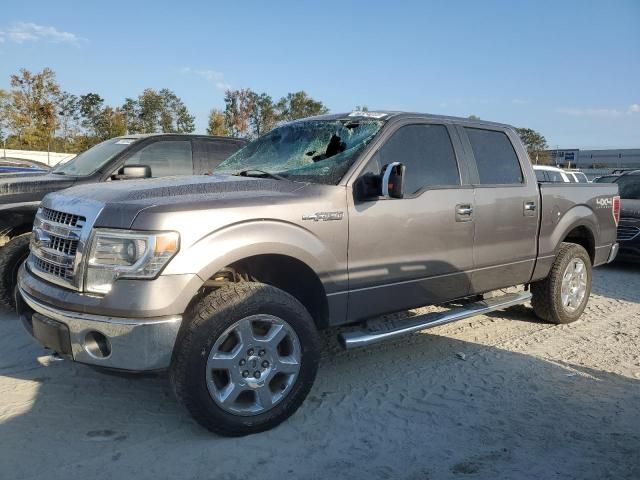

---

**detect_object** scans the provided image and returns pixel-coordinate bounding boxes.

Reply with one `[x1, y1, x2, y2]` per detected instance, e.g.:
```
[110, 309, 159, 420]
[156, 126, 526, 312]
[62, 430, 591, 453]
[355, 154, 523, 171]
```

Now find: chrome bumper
[607, 243, 619, 263]
[18, 286, 182, 371]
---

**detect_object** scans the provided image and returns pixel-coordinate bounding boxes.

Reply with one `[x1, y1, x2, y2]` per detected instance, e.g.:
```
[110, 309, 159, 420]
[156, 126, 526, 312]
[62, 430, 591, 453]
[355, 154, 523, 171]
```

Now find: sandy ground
[1, 264, 639, 480]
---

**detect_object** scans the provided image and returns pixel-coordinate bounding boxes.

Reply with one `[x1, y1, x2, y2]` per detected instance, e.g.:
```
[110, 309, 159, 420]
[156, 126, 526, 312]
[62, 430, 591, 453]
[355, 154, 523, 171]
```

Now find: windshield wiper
[235, 169, 287, 181]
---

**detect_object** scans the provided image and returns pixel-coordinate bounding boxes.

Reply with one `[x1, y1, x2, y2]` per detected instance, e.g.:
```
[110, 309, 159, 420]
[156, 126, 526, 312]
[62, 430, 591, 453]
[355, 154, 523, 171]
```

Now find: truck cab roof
[299, 111, 513, 129]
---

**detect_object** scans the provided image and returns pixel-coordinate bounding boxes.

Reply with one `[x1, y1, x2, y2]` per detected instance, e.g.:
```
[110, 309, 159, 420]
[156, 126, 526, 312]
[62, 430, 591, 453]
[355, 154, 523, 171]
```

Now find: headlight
[85, 229, 179, 294]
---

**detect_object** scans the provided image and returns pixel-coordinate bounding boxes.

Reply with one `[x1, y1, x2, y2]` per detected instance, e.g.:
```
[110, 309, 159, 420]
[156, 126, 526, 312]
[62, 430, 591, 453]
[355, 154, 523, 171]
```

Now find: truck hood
[45, 174, 311, 229]
[0, 173, 77, 206]
[620, 199, 640, 219]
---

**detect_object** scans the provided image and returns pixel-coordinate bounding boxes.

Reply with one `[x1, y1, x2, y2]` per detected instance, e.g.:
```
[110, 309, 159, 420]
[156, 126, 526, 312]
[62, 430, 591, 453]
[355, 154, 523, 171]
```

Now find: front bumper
[17, 285, 182, 371]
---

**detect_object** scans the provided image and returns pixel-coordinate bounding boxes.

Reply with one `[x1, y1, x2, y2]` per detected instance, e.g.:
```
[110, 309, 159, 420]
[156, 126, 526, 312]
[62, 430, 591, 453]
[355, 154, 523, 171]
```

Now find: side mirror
[354, 162, 405, 201]
[113, 164, 152, 180]
[381, 162, 405, 199]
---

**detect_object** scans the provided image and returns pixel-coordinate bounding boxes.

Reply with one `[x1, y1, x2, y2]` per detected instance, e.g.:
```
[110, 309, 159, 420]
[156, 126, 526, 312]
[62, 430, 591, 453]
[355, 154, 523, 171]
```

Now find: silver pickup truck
[16, 112, 620, 436]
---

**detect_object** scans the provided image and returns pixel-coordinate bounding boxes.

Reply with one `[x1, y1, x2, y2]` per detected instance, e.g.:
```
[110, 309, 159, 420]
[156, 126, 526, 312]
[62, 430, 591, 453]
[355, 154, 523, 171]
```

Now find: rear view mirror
[113, 164, 152, 180]
[381, 162, 405, 199]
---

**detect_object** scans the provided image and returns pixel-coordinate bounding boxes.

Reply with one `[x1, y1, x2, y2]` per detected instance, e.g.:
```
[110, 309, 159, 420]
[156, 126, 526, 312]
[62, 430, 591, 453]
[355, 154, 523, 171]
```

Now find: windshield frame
[214, 118, 387, 186]
[52, 137, 138, 177]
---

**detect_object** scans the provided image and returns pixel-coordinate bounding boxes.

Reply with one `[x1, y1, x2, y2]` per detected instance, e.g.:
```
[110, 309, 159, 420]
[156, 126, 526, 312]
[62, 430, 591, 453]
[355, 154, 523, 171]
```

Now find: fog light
[84, 331, 111, 358]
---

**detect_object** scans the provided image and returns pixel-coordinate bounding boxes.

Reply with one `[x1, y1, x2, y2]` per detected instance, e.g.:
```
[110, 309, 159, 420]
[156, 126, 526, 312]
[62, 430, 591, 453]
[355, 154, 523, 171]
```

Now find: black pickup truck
[0, 133, 245, 308]
[613, 170, 640, 262]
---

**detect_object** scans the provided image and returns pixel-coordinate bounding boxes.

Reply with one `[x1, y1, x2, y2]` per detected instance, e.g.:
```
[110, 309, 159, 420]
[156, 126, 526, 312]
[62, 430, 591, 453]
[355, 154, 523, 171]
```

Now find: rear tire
[531, 242, 592, 324]
[170, 282, 320, 436]
[0, 233, 31, 310]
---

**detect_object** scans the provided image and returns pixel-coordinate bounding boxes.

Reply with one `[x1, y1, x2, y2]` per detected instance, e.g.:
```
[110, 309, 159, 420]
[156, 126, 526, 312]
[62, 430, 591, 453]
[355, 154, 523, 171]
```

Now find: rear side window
[535, 170, 547, 182]
[200, 140, 243, 171]
[376, 124, 460, 194]
[125, 140, 193, 177]
[465, 128, 523, 185]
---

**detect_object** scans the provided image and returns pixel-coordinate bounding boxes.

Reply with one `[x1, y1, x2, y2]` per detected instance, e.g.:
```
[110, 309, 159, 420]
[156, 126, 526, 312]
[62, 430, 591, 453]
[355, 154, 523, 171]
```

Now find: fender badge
[302, 211, 344, 222]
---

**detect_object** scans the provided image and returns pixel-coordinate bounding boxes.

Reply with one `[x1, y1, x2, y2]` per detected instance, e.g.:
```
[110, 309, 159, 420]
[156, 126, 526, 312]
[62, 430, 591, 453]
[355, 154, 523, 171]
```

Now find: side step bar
[339, 291, 532, 350]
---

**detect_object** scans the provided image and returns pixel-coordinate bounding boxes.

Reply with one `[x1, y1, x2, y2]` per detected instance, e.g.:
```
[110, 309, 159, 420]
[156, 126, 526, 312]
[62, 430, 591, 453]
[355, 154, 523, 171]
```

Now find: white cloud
[557, 104, 640, 117]
[181, 67, 230, 91]
[0, 22, 83, 45]
[556, 107, 624, 118]
[511, 98, 528, 105]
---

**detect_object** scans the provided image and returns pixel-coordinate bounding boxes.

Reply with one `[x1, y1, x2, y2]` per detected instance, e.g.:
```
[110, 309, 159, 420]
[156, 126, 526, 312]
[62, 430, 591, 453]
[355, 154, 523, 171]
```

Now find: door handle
[455, 204, 473, 222]
[456, 205, 473, 215]
[524, 201, 537, 216]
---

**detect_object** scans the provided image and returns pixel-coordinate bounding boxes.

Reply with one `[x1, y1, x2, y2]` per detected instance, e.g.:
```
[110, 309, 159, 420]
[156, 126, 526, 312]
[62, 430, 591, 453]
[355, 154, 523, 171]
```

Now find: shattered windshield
[215, 119, 384, 185]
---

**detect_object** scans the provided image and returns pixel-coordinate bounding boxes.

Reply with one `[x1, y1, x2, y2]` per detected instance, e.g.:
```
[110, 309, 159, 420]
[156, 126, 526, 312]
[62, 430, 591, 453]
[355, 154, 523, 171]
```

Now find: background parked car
[533, 165, 571, 182]
[593, 174, 620, 183]
[612, 170, 640, 262]
[565, 171, 590, 183]
[0, 157, 51, 175]
[0, 133, 246, 309]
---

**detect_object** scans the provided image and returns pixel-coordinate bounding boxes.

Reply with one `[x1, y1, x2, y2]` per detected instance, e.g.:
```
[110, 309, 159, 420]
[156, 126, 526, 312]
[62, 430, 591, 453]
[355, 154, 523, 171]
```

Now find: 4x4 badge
[302, 211, 344, 222]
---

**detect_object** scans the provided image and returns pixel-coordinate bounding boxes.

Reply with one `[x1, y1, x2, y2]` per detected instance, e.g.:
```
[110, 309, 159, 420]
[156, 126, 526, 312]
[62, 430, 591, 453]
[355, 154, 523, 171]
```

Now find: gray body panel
[19, 112, 619, 340]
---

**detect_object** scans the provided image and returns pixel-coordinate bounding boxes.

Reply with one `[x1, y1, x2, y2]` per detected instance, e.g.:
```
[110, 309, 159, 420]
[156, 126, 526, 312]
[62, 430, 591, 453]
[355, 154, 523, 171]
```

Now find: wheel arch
[0, 206, 38, 244]
[165, 219, 346, 329]
[562, 225, 596, 263]
[226, 254, 330, 329]
[532, 205, 599, 282]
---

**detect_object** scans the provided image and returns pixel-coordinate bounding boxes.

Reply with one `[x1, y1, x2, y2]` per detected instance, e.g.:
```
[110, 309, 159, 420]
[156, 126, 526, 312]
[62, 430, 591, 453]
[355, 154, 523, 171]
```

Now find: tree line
[207, 90, 328, 139]
[0, 67, 550, 163]
[0, 67, 329, 154]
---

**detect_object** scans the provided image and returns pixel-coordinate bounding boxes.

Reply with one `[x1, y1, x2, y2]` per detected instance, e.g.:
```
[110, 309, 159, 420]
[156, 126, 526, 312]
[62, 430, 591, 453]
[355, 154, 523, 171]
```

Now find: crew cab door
[346, 121, 474, 321]
[457, 126, 539, 293]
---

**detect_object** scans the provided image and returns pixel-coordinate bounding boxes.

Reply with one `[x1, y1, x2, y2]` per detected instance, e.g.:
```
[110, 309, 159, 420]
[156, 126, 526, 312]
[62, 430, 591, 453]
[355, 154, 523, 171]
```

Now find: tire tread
[531, 242, 591, 324]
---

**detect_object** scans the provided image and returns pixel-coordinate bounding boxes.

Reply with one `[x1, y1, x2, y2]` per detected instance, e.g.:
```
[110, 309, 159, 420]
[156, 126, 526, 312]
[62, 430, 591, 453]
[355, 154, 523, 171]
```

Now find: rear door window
[535, 170, 547, 182]
[196, 139, 243, 173]
[125, 140, 193, 177]
[465, 128, 524, 185]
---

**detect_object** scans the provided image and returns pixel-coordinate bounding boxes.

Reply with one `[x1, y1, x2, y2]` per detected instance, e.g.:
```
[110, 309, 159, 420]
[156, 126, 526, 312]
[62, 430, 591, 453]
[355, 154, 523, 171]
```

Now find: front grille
[32, 256, 74, 281]
[617, 224, 640, 241]
[29, 207, 87, 289]
[49, 235, 78, 255]
[40, 207, 84, 227]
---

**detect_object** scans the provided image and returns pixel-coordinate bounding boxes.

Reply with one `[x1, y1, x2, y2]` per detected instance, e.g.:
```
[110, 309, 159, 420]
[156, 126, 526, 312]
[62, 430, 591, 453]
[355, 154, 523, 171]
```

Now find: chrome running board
[339, 291, 532, 349]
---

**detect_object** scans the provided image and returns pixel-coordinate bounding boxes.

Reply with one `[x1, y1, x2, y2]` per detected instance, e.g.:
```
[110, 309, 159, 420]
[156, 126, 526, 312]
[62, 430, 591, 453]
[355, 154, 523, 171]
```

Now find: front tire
[531, 242, 592, 324]
[0, 233, 31, 310]
[170, 283, 320, 436]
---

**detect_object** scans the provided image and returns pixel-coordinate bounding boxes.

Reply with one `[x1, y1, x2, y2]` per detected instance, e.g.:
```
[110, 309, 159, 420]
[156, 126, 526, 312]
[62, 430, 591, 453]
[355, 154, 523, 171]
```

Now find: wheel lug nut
[242, 370, 249, 378]
[239, 359, 246, 366]
[248, 349, 254, 356]
[262, 360, 269, 368]
[259, 349, 266, 356]
[254, 371, 261, 379]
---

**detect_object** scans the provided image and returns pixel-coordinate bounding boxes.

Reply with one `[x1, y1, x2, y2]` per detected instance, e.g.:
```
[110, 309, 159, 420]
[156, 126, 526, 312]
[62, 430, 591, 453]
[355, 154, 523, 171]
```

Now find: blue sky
[1, 0, 638, 148]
